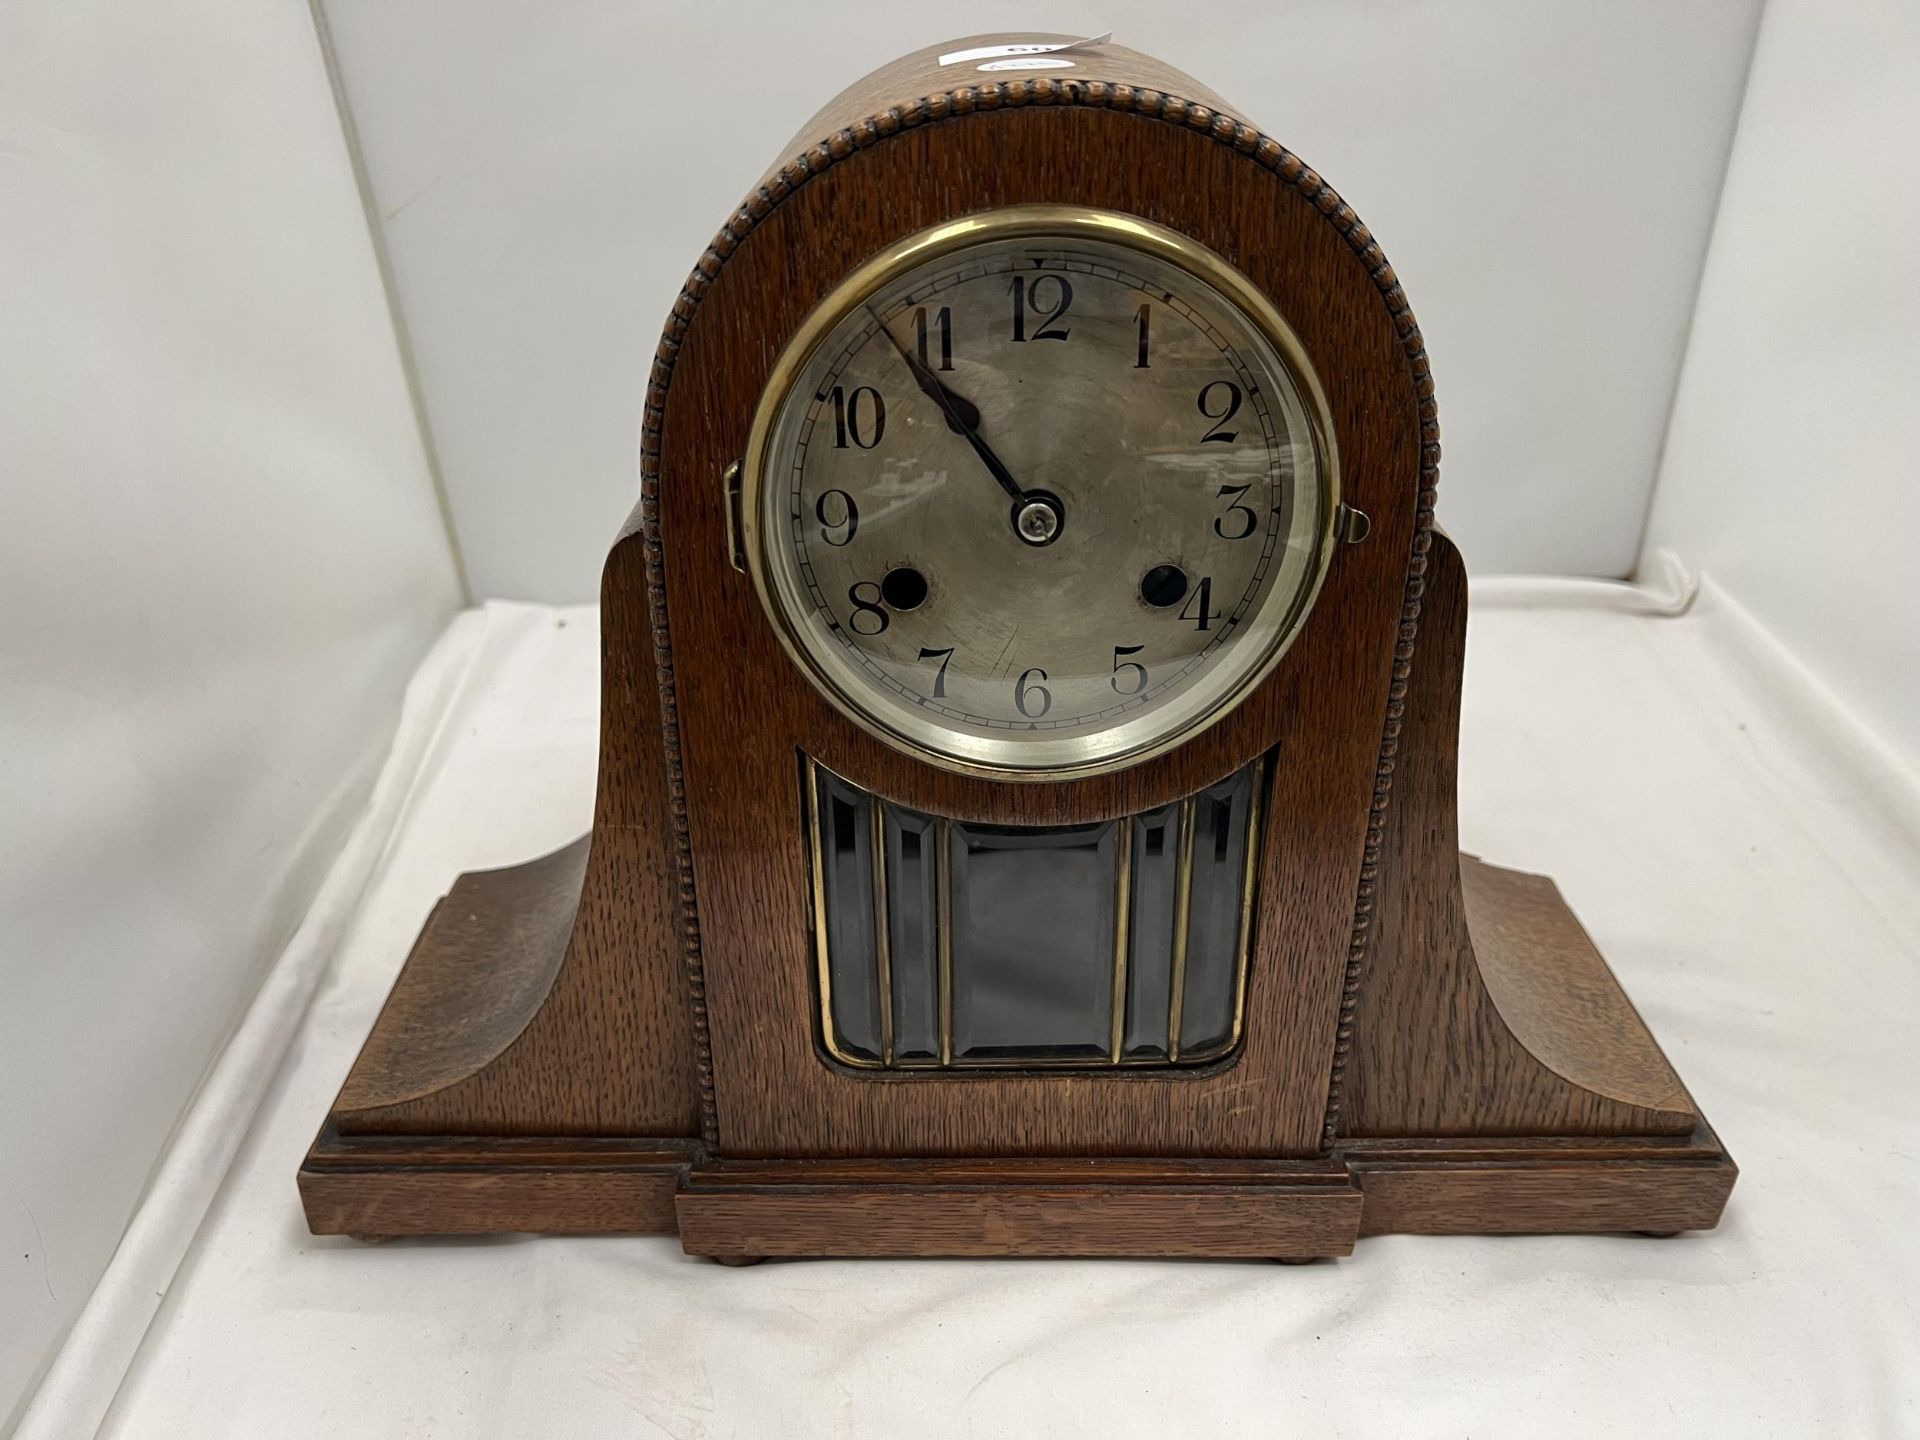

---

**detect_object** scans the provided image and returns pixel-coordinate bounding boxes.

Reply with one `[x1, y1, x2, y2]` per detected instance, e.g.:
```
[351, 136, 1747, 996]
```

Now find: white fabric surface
[0, 0, 462, 1423]
[1641, 0, 1920, 778]
[12, 619, 485, 1440]
[64, 585, 1920, 1438]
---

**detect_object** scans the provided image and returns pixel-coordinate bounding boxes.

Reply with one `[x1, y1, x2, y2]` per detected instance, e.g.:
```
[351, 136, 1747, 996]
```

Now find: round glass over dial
[741, 207, 1339, 779]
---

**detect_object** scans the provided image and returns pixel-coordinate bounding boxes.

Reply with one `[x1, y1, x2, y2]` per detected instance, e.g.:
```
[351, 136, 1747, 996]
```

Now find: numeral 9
[815, 489, 858, 546]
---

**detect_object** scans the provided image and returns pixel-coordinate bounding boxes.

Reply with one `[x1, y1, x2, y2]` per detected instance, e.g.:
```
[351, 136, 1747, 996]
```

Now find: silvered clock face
[744, 208, 1337, 778]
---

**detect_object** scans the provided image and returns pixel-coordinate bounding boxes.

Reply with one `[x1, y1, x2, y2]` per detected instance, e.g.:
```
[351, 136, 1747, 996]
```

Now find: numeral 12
[1010, 274, 1073, 342]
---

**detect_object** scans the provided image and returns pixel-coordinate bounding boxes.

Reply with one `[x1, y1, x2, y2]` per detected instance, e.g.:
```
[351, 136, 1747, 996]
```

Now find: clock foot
[347, 1234, 397, 1245]
[1636, 1230, 1683, 1239]
[710, 1254, 765, 1267]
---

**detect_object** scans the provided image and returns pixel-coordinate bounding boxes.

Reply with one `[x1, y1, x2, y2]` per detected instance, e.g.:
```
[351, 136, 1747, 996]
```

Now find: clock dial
[744, 209, 1337, 777]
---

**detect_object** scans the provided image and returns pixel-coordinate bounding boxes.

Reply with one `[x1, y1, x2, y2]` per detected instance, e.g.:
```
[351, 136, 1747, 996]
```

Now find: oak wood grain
[676, 1182, 1364, 1259]
[656, 62, 1427, 1161]
[764, 33, 1249, 192]
[300, 1167, 684, 1237]
[1463, 858, 1693, 1117]
[1334, 533, 1696, 1139]
[686, 1156, 1352, 1187]
[1351, 1156, 1736, 1236]
[299, 1129, 1734, 1245]
[334, 840, 586, 1114]
[329, 514, 699, 1138]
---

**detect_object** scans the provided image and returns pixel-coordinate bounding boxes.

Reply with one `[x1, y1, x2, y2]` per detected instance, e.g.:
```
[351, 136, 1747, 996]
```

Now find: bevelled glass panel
[949, 820, 1116, 1062]
[884, 807, 940, 1063]
[815, 770, 880, 1063]
[809, 756, 1262, 1070]
[1122, 802, 1182, 1060]
[1178, 767, 1256, 1058]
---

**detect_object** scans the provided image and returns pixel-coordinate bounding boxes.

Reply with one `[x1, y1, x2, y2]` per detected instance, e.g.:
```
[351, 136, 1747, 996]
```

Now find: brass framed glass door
[808, 757, 1265, 1069]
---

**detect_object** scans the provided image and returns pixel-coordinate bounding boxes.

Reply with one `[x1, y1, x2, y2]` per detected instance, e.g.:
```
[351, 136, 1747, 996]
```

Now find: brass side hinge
[723, 460, 746, 573]
[1335, 503, 1372, 546]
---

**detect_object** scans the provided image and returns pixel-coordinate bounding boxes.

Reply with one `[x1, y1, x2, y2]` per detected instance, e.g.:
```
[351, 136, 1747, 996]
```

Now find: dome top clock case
[301, 34, 1735, 1260]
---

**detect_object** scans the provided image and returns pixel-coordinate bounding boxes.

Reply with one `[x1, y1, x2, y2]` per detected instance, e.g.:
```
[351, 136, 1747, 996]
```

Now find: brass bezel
[740, 205, 1342, 783]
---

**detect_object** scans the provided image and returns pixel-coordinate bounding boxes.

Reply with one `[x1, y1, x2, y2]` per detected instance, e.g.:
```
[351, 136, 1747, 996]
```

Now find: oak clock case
[300, 34, 1736, 1260]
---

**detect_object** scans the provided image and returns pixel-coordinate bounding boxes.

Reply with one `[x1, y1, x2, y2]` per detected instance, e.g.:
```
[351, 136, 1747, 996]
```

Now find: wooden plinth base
[300, 1126, 1734, 1261]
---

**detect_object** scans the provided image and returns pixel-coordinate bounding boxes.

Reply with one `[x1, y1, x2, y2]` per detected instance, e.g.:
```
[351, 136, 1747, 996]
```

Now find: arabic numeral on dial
[1111, 644, 1148, 695]
[1179, 576, 1218, 632]
[847, 581, 889, 636]
[913, 305, 953, 371]
[831, 385, 886, 449]
[1134, 303, 1151, 368]
[1212, 483, 1258, 540]
[1009, 274, 1072, 342]
[918, 646, 954, 698]
[1198, 380, 1242, 444]
[1013, 666, 1052, 718]
[815, 489, 859, 546]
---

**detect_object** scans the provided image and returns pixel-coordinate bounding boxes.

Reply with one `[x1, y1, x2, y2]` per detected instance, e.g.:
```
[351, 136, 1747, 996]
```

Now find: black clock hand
[871, 313, 981, 433]
[868, 308, 1029, 508]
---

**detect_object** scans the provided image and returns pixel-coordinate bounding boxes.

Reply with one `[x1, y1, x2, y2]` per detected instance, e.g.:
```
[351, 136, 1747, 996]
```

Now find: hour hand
[868, 308, 1026, 507]
[903, 345, 981, 434]
[868, 308, 980, 434]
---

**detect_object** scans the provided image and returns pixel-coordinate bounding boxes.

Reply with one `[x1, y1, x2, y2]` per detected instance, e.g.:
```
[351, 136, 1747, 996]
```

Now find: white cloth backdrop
[44, 584, 1915, 1440]
[1642, 0, 1920, 769]
[0, 0, 461, 1427]
[315, 1, 1762, 600]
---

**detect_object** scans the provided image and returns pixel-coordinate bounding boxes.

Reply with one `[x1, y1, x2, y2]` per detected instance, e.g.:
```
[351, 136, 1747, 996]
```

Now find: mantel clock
[301, 34, 1736, 1260]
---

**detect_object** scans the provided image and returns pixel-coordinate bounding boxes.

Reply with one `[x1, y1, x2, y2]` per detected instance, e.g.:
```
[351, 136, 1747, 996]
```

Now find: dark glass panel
[1178, 766, 1256, 1058]
[810, 756, 1261, 1071]
[884, 807, 941, 1063]
[816, 769, 880, 1062]
[949, 819, 1117, 1061]
[1122, 802, 1182, 1060]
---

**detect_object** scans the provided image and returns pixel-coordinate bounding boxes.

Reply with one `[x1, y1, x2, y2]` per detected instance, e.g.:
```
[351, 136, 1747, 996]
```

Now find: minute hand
[869, 309, 1029, 507]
